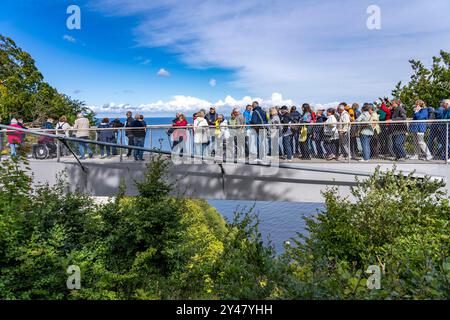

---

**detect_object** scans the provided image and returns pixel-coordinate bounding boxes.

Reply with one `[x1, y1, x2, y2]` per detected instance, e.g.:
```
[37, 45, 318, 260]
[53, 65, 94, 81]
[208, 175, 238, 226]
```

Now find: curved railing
[1, 120, 449, 164]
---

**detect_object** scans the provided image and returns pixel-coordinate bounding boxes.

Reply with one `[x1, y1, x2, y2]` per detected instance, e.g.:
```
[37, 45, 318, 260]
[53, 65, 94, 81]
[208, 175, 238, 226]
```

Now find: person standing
[314, 109, 327, 159]
[56, 116, 71, 156]
[250, 101, 268, 161]
[299, 103, 313, 160]
[172, 113, 188, 157]
[279, 106, 293, 161]
[216, 114, 230, 161]
[290, 106, 301, 156]
[409, 100, 432, 161]
[370, 105, 381, 159]
[110, 118, 124, 156]
[73, 113, 93, 160]
[389, 100, 407, 161]
[130, 114, 147, 161]
[125, 111, 135, 158]
[337, 104, 351, 159]
[229, 108, 246, 160]
[440, 99, 450, 162]
[193, 110, 209, 161]
[324, 109, 339, 160]
[356, 104, 374, 162]
[6, 119, 23, 157]
[97, 118, 115, 159]
[268, 107, 281, 158]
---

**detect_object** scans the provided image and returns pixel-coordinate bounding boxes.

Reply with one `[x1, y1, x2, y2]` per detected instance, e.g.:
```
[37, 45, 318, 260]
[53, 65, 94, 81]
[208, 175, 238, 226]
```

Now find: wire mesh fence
[0, 120, 449, 164]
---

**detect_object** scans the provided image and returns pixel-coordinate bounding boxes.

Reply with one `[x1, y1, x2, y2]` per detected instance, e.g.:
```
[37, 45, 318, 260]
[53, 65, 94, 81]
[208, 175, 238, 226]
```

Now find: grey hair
[442, 99, 450, 105]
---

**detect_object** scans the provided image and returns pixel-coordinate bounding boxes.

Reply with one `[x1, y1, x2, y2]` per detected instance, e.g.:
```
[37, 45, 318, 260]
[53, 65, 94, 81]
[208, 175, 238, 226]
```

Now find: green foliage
[283, 168, 450, 299]
[392, 50, 450, 114]
[0, 157, 277, 300]
[1, 156, 448, 300]
[0, 35, 95, 124]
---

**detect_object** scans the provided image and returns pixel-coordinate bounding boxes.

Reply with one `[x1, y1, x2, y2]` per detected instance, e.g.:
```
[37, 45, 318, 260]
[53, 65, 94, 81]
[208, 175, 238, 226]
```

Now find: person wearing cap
[205, 107, 218, 126]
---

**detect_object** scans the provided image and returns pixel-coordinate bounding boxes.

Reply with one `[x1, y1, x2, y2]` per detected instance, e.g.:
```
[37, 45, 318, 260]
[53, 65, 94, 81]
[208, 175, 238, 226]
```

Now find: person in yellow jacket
[344, 104, 356, 122]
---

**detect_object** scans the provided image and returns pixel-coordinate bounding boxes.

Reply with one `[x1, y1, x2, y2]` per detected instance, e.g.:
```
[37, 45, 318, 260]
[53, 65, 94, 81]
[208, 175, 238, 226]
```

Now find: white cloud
[209, 79, 217, 87]
[156, 68, 170, 77]
[63, 35, 76, 43]
[88, 92, 305, 115]
[90, 0, 450, 103]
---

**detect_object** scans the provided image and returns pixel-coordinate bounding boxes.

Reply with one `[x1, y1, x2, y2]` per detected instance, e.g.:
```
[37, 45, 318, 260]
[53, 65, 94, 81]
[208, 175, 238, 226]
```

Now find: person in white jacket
[193, 110, 209, 160]
[324, 108, 339, 160]
[216, 114, 230, 161]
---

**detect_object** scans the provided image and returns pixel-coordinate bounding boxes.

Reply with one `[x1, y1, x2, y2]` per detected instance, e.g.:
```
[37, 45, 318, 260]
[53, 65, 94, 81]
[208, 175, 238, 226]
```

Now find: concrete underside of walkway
[21, 155, 450, 203]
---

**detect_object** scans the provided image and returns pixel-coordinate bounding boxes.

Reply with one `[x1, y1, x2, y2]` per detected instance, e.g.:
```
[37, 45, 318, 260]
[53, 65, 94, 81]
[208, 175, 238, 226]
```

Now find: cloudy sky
[1, 0, 449, 116]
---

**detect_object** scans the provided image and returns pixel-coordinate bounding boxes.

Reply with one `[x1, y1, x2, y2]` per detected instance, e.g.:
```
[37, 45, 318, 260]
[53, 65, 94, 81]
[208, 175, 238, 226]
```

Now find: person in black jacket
[390, 100, 407, 160]
[125, 111, 135, 157]
[290, 106, 301, 156]
[279, 106, 293, 161]
[110, 118, 124, 156]
[130, 114, 147, 161]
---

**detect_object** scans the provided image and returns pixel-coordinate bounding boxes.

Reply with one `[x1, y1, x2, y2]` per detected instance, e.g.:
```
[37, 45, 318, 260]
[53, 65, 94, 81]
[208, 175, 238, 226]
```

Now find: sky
[1, 0, 450, 117]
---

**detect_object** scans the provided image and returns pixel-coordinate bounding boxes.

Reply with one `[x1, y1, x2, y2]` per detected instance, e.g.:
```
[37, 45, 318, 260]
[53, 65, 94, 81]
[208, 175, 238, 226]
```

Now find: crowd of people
[171, 99, 450, 163]
[0, 113, 148, 161]
[1, 98, 450, 163]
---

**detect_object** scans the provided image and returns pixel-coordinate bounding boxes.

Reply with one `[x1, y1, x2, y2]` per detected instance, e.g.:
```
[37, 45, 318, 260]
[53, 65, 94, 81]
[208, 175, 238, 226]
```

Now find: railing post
[120, 128, 123, 162]
[348, 123, 351, 163]
[56, 129, 61, 162]
[446, 123, 449, 165]
[149, 128, 153, 150]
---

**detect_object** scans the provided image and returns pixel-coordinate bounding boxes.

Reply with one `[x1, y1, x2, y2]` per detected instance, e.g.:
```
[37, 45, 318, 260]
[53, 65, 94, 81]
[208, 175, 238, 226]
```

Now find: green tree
[392, 50, 450, 114]
[0, 34, 94, 124]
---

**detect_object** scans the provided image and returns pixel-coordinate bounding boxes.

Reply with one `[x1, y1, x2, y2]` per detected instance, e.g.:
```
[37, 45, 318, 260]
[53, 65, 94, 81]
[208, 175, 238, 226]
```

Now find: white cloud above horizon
[89, 0, 450, 103]
[156, 68, 170, 77]
[87, 92, 340, 116]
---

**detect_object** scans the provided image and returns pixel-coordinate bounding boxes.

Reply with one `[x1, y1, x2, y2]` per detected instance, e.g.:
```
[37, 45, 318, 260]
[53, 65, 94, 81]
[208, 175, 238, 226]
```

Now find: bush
[282, 168, 450, 299]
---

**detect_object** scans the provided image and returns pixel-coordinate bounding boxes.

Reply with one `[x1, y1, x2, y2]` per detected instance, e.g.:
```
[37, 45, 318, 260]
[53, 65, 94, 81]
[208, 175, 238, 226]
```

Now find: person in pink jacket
[7, 118, 23, 157]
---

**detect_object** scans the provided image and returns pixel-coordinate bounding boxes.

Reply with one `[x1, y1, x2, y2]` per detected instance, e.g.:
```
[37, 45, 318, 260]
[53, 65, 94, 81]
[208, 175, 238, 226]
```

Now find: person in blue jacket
[97, 117, 115, 158]
[427, 102, 446, 160]
[250, 101, 268, 160]
[442, 99, 450, 162]
[409, 100, 432, 161]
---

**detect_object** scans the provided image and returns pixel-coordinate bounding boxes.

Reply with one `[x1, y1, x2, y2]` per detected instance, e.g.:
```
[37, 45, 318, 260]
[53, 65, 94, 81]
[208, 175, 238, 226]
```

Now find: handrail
[1, 119, 449, 132]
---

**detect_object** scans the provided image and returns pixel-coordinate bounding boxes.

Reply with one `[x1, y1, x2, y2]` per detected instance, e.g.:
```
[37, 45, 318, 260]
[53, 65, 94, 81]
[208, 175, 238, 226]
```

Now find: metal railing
[0, 120, 449, 164]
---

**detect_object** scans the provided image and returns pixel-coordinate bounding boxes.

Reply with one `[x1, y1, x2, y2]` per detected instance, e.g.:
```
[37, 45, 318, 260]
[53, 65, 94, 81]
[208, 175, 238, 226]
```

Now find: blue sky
[1, 0, 450, 116]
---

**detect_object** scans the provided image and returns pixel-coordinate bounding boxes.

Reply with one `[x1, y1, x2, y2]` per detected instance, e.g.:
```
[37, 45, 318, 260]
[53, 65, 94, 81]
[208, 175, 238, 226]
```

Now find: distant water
[208, 200, 324, 254]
